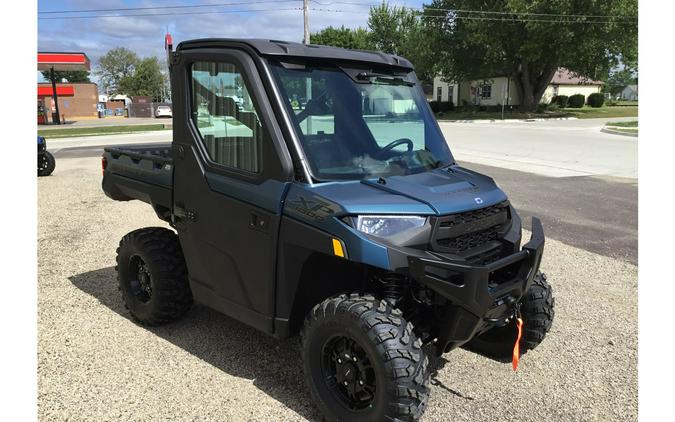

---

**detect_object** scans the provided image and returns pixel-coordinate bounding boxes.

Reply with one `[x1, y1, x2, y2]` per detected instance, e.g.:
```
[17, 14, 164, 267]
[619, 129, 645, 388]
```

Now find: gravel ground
[38, 156, 637, 421]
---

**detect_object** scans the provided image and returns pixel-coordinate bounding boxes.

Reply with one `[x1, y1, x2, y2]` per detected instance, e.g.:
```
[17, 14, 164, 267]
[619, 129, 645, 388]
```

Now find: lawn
[435, 105, 638, 121]
[38, 124, 170, 138]
[605, 120, 638, 127]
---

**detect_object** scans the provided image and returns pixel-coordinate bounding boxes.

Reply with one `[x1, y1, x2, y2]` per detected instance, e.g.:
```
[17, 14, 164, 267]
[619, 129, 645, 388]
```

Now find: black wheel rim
[128, 255, 152, 303]
[38, 154, 49, 171]
[321, 335, 377, 411]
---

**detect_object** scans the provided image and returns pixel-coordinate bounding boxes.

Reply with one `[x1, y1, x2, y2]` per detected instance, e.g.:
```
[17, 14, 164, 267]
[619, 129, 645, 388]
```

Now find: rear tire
[38, 151, 55, 176]
[301, 293, 430, 422]
[116, 227, 193, 325]
[465, 272, 554, 358]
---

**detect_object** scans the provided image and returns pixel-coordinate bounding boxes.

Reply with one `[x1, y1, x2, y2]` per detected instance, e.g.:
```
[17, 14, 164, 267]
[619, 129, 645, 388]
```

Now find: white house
[620, 84, 638, 101]
[433, 68, 603, 106]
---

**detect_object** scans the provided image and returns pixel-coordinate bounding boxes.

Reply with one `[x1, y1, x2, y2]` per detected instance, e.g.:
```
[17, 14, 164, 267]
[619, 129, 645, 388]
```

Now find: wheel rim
[38, 155, 49, 171]
[128, 255, 152, 303]
[321, 335, 377, 411]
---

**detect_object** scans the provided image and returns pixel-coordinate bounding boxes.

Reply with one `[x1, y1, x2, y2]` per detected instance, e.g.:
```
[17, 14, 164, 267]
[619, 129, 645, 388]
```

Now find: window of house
[480, 83, 492, 99]
[436, 86, 442, 102]
[552, 85, 559, 96]
[190, 61, 264, 173]
[447, 86, 454, 103]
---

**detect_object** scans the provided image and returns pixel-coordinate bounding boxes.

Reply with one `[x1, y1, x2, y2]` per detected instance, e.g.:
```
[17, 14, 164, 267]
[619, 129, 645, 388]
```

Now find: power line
[310, 1, 636, 21]
[39, 0, 301, 14]
[309, 8, 637, 25]
[38, 7, 301, 20]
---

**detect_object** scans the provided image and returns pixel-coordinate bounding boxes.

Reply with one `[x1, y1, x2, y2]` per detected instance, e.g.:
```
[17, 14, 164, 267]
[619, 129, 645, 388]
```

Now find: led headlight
[351, 215, 430, 245]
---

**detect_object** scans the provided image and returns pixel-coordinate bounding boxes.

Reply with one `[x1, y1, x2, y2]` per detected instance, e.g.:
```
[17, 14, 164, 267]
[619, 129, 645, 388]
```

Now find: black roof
[176, 38, 413, 70]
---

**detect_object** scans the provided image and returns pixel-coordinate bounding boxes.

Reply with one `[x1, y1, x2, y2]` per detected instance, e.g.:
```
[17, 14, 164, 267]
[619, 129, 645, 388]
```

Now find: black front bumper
[408, 217, 545, 352]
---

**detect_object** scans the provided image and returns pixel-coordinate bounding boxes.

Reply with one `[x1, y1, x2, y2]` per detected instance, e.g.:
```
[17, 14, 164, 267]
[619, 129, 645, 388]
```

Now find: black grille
[430, 201, 510, 263]
[437, 226, 499, 251]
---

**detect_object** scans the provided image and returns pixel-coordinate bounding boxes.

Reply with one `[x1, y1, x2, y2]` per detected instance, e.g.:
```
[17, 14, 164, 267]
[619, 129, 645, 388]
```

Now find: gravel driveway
[38, 156, 637, 421]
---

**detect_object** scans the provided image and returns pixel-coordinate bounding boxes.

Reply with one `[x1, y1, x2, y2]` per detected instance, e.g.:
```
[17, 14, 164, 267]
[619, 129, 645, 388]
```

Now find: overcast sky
[38, 0, 426, 82]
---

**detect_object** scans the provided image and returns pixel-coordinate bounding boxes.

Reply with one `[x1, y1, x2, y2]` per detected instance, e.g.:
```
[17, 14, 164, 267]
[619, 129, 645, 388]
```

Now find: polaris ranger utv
[102, 38, 554, 421]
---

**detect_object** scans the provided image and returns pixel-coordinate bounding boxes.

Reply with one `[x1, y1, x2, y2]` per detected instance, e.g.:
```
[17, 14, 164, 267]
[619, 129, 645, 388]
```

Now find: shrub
[587, 92, 605, 108]
[429, 101, 440, 113]
[438, 101, 455, 112]
[551, 95, 569, 108]
[568, 94, 585, 108]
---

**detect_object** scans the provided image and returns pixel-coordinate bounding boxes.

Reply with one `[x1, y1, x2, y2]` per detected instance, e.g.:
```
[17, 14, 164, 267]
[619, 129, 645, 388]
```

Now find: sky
[38, 0, 427, 82]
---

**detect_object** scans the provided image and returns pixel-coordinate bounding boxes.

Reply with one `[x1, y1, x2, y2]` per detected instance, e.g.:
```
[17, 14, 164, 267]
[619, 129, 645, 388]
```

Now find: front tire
[465, 272, 554, 358]
[116, 227, 193, 325]
[38, 151, 55, 176]
[301, 293, 430, 422]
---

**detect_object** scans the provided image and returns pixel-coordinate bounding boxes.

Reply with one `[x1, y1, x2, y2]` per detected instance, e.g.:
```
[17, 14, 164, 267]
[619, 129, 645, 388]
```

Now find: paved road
[439, 117, 638, 178]
[39, 116, 168, 129]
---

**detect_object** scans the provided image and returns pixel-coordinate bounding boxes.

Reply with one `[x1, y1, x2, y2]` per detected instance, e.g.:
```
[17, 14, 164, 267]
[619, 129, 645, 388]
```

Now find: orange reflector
[512, 317, 523, 371]
[332, 238, 345, 258]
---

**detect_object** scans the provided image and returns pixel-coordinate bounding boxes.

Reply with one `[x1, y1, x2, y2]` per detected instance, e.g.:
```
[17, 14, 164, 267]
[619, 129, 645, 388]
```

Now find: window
[480, 83, 492, 99]
[190, 61, 264, 173]
[436, 86, 442, 102]
[552, 85, 559, 97]
[448, 86, 454, 103]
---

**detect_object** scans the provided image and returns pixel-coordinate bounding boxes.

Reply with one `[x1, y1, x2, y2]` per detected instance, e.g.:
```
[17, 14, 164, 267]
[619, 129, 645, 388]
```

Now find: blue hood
[291, 165, 508, 217]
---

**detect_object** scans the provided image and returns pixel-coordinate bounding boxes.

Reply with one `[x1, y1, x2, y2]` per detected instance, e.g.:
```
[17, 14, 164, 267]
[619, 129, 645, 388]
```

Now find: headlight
[351, 215, 430, 245]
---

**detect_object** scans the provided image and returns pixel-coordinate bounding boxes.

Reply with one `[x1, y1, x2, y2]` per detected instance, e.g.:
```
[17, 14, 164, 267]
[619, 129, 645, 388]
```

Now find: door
[171, 49, 294, 333]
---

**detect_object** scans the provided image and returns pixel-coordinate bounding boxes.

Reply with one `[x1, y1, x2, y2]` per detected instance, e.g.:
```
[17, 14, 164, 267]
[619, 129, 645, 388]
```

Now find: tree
[311, 26, 373, 50]
[118, 57, 166, 101]
[40, 70, 90, 83]
[425, 0, 638, 111]
[367, 2, 437, 83]
[603, 67, 638, 97]
[95, 47, 140, 95]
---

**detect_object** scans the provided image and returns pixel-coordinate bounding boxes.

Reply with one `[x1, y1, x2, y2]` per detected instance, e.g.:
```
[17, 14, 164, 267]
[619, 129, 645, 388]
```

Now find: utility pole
[303, 0, 310, 44]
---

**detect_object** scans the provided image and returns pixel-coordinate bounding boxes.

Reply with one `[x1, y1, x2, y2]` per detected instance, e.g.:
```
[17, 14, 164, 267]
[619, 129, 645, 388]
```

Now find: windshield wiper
[356, 72, 415, 86]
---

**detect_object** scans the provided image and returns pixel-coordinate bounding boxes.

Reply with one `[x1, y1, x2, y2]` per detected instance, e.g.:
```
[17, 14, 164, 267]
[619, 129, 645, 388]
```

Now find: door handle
[249, 212, 269, 233]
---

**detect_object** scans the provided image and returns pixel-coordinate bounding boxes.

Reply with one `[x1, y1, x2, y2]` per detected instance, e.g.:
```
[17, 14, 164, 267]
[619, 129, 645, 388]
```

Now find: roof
[551, 68, 603, 85]
[37, 52, 91, 72]
[176, 38, 413, 70]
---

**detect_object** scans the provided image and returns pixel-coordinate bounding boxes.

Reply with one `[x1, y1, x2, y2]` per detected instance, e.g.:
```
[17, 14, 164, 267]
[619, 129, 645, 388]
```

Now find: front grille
[437, 226, 499, 251]
[430, 201, 510, 263]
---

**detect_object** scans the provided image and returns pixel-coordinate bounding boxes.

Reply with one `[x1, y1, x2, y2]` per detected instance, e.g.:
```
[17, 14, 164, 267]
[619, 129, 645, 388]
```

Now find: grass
[435, 105, 638, 121]
[38, 124, 169, 138]
[606, 120, 638, 127]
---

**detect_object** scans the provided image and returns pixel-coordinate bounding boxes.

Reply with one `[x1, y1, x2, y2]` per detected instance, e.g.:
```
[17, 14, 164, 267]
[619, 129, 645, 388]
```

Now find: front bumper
[407, 217, 545, 352]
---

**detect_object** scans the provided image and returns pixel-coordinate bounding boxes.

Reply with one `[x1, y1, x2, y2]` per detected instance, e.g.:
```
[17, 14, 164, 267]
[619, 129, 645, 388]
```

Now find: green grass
[606, 120, 638, 127]
[435, 105, 638, 121]
[38, 124, 169, 138]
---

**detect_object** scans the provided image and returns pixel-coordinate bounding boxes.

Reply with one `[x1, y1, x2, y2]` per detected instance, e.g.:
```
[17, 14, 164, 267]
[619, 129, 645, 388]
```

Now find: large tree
[311, 26, 373, 50]
[119, 57, 166, 101]
[425, 0, 638, 110]
[95, 47, 140, 95]
[40, 70, 90, 83]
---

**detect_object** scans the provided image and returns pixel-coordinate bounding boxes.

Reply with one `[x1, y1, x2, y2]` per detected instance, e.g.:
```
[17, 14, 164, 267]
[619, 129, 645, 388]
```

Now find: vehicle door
[171, 48, 294, 332]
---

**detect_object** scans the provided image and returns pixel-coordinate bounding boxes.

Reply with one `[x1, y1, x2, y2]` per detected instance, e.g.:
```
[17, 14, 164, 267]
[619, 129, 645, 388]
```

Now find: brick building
[38, 82, 99, 123]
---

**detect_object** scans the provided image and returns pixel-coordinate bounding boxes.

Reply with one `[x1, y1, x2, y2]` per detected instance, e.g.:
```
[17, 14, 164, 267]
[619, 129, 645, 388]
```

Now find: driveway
[439, 117, 638, 179]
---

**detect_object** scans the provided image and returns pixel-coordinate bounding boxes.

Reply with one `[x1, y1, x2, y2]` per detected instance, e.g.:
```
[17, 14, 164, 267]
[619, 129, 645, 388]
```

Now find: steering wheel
[373, 138, 414, 159]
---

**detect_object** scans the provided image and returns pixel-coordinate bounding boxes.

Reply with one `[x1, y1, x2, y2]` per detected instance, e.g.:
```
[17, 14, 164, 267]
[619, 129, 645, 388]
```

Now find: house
[432, 68, 603, 106]
[620, 84, 638, 101]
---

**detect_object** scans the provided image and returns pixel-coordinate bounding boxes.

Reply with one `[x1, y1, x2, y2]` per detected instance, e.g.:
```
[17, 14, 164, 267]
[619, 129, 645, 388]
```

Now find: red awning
[38, 52, 91, 72]
[38, 86, 75, 97]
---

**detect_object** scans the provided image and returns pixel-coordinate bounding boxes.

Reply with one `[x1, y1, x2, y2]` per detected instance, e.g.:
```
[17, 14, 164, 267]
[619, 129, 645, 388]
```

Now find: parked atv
[38, 135, 55, 177]
[101, 38, 555, 421]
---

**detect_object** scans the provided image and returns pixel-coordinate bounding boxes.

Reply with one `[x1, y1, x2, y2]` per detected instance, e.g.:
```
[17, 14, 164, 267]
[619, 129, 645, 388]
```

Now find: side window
[190, 61, 264, 173]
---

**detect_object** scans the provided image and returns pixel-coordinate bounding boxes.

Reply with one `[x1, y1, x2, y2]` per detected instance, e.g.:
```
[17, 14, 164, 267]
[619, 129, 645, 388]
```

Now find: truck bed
[101, 143, 174, 220]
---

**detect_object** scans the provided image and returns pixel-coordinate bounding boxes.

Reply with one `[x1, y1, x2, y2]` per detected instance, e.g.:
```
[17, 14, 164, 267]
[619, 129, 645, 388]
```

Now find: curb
[601, 127, 638, 138]
[439, 117, 578, 123]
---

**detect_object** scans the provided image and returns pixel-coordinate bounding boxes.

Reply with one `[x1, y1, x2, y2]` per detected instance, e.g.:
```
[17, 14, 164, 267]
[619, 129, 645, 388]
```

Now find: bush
[551, 95, 569, 108]
[438, 101, 455, 112]
[587, 93, 605, 108]
[428, 101, 440, 113]
[568, 94, 585, 108]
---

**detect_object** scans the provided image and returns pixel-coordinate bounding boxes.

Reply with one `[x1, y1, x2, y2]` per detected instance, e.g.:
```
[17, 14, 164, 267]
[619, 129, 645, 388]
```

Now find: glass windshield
[270, 62, 453, 180]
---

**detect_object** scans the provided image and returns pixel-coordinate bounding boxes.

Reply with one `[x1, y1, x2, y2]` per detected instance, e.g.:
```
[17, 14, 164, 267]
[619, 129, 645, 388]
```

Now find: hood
[292, 165, 507, 217]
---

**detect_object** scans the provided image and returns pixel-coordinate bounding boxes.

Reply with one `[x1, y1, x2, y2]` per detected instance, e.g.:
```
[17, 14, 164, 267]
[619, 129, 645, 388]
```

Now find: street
[53, 117, 638, 265]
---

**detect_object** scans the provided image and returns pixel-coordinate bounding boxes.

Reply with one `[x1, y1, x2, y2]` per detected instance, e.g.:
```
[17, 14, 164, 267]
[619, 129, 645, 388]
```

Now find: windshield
[270, 62, 453, 180]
